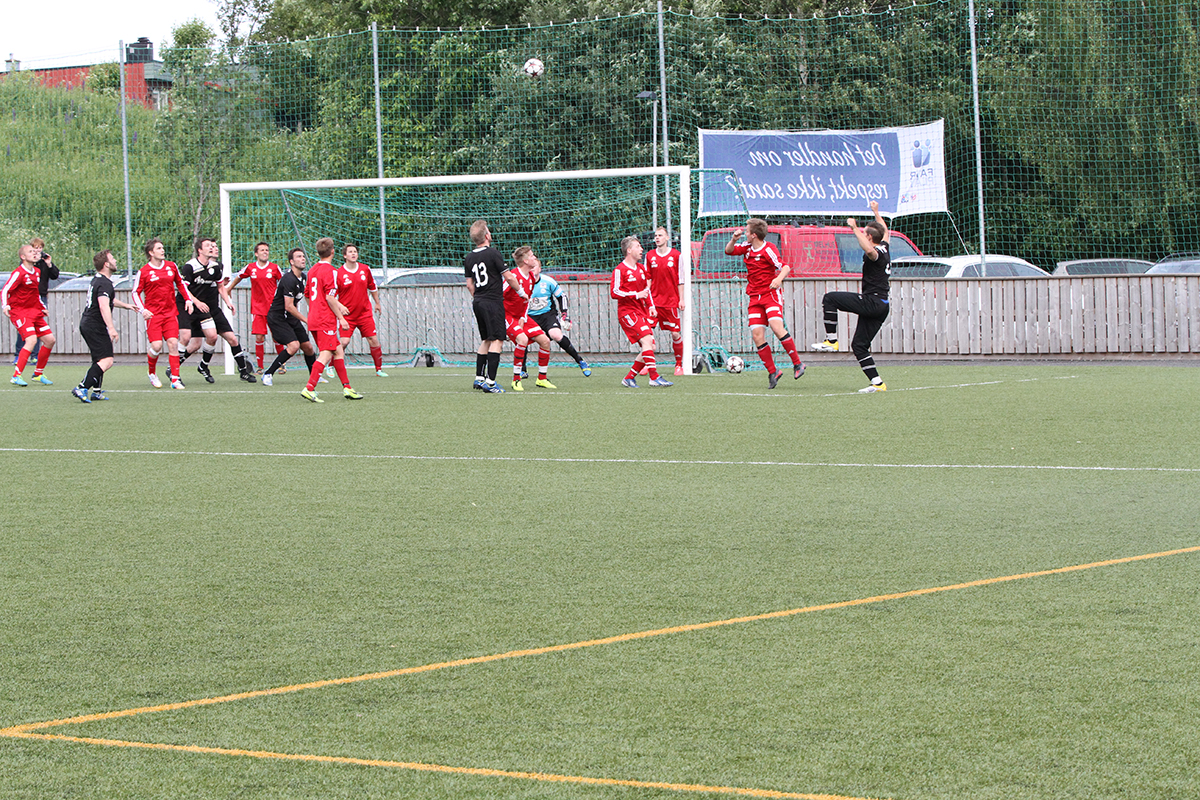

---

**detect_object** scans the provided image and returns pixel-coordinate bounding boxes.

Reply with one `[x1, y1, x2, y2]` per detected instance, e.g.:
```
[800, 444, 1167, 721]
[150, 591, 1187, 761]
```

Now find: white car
[1145, 253, 1200, 275]
[1052, 258, 1152, 276]
[890, 255, 1048, 278]
[383, 267, 464, 286]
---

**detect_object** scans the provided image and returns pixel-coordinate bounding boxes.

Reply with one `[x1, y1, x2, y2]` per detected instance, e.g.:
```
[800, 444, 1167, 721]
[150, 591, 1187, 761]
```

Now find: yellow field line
[4, 544, 1197, 739]
[4, 732, 875, 800]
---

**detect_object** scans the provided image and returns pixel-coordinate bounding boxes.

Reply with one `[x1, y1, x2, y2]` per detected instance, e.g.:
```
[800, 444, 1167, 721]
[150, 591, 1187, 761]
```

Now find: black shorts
[186, 303, 234, 337]
[530, 311, 559, 334]
[176, 293, 193, 330]
[80, 323, 114, 361]
[267, 312, 308, 347]
[473, 299, 506, 343]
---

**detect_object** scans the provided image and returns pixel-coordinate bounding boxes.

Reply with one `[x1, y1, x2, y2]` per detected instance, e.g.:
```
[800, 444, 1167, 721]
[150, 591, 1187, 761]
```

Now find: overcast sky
[1, 0, 224, 71]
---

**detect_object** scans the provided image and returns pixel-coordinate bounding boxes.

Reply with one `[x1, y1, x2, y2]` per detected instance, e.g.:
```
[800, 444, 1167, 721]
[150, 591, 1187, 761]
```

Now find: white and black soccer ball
[726, 355, 745, 374]
[522, 58, 545, 78]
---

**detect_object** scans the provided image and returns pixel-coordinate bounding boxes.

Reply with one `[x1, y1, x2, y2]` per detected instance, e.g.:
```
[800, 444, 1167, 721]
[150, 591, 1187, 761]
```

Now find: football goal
[220, 166, 752, 373]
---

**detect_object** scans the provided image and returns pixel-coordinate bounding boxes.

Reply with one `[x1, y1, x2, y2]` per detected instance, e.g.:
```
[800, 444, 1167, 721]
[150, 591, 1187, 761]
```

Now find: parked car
[1145, 253, 1200, 274]
[695, 223, 923, 278]
[383, 267, 464, 286]
[51, 273, 134, 291]
[1053, 258, 1153, 276]
[890, 255, 1048, 278]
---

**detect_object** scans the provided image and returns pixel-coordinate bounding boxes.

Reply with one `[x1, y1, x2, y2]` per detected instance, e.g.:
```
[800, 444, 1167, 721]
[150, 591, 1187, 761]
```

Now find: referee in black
[71, 250, 150, 403]
[261, 247, 319, 386]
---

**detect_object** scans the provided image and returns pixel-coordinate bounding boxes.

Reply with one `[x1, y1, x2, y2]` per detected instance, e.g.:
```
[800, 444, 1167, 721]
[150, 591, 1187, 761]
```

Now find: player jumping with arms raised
[813, 200, 891, 393]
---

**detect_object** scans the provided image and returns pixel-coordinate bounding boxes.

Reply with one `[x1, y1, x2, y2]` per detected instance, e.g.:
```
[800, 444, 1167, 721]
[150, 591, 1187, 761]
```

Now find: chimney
[125, 38, 154, 64]
[5, 54, 19, 72]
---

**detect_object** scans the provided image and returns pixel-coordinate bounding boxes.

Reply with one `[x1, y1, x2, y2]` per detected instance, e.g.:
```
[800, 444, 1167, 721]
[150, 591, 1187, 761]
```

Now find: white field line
[0, 447, 1195, 473]
[69, 375, 1079, 398]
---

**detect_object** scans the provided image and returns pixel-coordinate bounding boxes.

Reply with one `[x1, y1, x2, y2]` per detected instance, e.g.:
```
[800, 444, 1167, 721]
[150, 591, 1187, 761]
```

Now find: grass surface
[1, 362, 1198, 799]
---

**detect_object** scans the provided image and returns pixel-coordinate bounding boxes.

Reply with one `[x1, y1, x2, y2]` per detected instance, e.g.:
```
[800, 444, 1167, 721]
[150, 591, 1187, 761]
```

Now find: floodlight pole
[119, 41, 133, 273]
[371, 22, 390, 278]
[968, 0, 987, 276]
[637, 91, 657, 229]
[656, 1, 672, 242]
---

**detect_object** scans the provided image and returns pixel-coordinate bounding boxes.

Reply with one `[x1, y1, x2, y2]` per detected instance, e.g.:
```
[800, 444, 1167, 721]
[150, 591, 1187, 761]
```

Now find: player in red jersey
[610, 235, 672, 388]
[646, 226, 685, 375]
[504, 246, 556, 391]
[725, 218, 806, 389]
[301, 237, 360, 403]
[336, 244, 386, 377]
[4, 244, 56, 386]
[226, 242, 284, 372]
[131, 238, 208, 389]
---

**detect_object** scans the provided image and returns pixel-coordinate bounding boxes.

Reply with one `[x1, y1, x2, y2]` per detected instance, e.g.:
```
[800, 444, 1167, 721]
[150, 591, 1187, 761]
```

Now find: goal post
[219, 166, 694, 374]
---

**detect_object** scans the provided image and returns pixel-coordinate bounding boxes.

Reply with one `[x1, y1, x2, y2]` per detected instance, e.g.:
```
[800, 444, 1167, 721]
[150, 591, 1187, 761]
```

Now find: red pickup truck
[694, 223, 922, 278]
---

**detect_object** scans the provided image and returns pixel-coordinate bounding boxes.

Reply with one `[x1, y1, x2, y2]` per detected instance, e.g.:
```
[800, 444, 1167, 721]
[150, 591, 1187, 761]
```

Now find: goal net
[220, 166, 699, 370]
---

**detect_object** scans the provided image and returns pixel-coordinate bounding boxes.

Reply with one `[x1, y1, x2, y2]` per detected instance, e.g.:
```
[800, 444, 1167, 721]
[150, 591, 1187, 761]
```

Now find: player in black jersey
[260, 248, 320, 386]
[464, 219, 523, 393]
[177, 236, 257, 383]
[70, 250, 151, 403]
[812, 200, 891, 393]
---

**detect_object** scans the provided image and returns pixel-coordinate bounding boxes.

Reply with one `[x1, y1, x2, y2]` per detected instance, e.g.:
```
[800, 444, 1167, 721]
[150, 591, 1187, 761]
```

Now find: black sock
[476, 353, 487, 379]
[304, 352, 316, 372]
[558, 335, 582, 363]
[486, 351, 501, 382]
[82, 363, 104, 390]
[266, 350, 293, 375]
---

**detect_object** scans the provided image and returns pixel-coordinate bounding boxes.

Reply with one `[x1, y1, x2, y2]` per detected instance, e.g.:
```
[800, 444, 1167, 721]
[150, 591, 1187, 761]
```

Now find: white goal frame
[219, 166, 694, 375]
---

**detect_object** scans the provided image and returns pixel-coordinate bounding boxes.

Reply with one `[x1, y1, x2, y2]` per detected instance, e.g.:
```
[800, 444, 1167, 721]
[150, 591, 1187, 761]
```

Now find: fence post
[372, 22, 390, 277]
[968, 0, 987, 276]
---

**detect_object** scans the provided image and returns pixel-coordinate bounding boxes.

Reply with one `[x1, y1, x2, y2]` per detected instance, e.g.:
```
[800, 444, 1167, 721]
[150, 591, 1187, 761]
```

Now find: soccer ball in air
[726, 356, 745, 374]
[522, 58, 545, 77]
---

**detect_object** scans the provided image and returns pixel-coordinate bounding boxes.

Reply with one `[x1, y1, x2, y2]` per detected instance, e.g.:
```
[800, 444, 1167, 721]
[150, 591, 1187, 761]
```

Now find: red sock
[32, 343, 52, 375]
[255, 341, 265, 369]
[513, 345, 526, 377]
[370, 346, 383, 372]
[643, 349, 660, 380]
[169, 354, 181, 379]
[332, 357, 351, 388]
[757, 343, 777, 373]
[148, 353, 158, 374]
[306, 361, 324, 391]
[673, 338, 684, 367]
[538, 349, 550, 377]
[14, 348, 30, 375]
[779, 334, 801, 366]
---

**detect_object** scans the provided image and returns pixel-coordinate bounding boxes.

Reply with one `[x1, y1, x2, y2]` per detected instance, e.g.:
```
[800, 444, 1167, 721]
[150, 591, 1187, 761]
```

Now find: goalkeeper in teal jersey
[521, 263, 591, 377]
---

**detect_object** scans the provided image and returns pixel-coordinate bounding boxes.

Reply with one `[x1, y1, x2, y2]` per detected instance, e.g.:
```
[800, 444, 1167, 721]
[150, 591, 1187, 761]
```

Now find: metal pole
[118, 41, 133, 274]
[371, 22, 389, 276]
[651, 102, 658, 230]
[656, 1, 672, 241]
[968, 0, 987, 276]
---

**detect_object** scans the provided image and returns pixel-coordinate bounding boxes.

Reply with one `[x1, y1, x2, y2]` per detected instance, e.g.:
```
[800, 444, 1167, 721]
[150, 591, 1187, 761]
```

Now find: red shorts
[341, 312, 377, 340]
[145, 314, 178, 343]
[654, 306, 681, 333]
[506, 315, 543, 343]
[252, 313, 269, 336]
[747, 290, 784, 328]
[310, 326, 342, 353]
[618, 309, 654, 344]
[10, 309, 51, 339]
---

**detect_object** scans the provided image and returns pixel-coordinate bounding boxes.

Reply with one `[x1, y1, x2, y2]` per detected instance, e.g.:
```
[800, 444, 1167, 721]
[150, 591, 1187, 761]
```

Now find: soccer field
[2, 362, 1198, 800]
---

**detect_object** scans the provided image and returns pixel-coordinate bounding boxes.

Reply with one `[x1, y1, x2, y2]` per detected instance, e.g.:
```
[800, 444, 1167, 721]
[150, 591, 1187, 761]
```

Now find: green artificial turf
[1, 363, 1198, 799]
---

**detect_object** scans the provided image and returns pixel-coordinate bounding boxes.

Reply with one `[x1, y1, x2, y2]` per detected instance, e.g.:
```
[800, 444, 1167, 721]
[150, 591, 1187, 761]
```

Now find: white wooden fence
[9, 275, 1200, 358]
